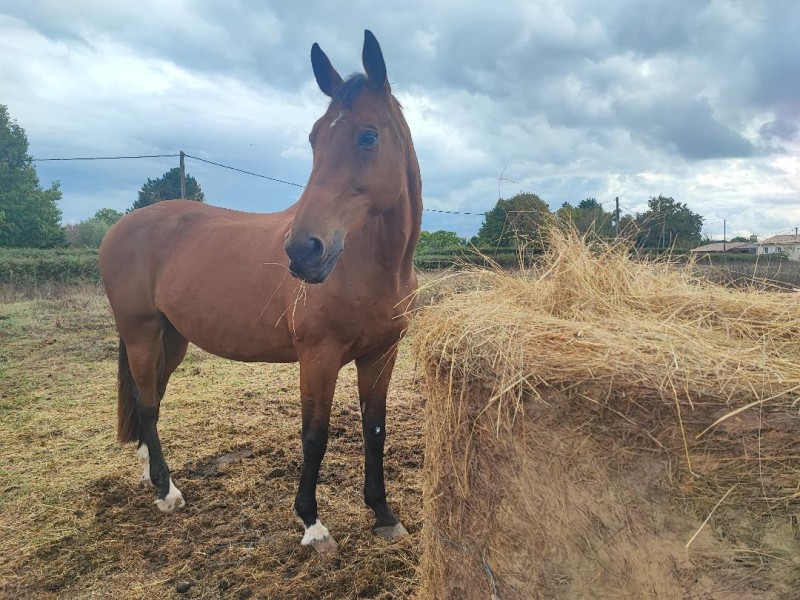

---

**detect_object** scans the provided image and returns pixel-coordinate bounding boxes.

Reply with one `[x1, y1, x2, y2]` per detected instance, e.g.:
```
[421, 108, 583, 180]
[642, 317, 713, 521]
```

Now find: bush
[414, 246, 538, 270]
[0, 248, 100, 286]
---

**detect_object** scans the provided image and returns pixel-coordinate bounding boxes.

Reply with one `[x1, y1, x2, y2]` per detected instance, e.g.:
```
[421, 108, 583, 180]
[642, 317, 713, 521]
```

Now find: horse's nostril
[286, 235, 325, 265]
[308, 237, 323, 257]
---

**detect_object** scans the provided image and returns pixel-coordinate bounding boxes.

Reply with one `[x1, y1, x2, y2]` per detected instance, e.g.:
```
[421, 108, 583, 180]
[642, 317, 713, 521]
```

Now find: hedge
[0, 248, 101, 285]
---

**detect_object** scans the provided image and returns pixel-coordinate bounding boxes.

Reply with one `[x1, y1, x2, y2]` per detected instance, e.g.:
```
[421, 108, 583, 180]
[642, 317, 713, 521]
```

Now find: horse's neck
[358, 194, 419, 284]
[347, 128, 421, 293]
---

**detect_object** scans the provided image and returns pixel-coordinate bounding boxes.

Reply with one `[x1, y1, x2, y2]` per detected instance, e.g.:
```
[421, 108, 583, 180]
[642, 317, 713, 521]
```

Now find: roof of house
[761, 234, 800, 245]
[690, 242, 755, 253]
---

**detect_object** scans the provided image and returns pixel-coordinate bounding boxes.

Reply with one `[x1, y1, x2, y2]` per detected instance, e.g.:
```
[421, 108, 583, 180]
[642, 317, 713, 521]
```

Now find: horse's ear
[362, 30, 389, 92]
[311, 43, 344, 97]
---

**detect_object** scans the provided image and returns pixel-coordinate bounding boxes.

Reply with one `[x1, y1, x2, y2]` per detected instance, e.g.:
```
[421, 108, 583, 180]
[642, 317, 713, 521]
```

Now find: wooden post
[723, 219, 726, 252]
[179, 151, 186, 199]
[615, 196, 620, 238]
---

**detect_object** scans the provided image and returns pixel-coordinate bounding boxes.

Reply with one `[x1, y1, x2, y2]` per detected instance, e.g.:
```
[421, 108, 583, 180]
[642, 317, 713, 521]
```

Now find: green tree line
[415, 191, 704, 263]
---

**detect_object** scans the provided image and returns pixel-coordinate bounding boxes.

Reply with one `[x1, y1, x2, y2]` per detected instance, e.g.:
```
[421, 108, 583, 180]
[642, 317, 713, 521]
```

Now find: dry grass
[414, 229, 800, 599]
[0, 290, 424, 599]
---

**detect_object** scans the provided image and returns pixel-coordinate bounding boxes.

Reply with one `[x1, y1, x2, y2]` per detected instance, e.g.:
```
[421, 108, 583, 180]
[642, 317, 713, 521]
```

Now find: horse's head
[285, 30, 414, 284]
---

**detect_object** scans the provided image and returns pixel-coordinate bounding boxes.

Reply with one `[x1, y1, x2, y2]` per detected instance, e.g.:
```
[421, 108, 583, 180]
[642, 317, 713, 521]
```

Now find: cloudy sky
[1, 1, 798, 240]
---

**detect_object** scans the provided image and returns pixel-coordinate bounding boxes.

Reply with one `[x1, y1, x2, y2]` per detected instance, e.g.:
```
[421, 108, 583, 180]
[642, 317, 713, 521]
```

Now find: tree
[66, 218, 109, 248]
[130, 167, 204, 211]
[556, 198, 615, 238]
[474, 192, 551, 247]
[93, 207, 124, 225]
[66, 208, 125, 248]
[0, 105, 64, 247]
[631, 196, 703, 250]
[417, 230, 466, 253]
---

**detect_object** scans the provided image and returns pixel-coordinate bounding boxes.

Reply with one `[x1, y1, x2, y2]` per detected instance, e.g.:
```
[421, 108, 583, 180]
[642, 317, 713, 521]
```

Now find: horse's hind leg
[122, 318, 187, 512]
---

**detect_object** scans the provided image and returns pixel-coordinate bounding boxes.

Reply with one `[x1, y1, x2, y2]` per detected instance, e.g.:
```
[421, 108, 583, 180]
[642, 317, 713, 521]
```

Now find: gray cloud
[1, 0, 798, 239]
[760, 119, 798, 142]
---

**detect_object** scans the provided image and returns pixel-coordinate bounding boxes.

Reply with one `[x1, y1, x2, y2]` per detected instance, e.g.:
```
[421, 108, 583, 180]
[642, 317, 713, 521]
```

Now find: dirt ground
[0, 287, 423, 599]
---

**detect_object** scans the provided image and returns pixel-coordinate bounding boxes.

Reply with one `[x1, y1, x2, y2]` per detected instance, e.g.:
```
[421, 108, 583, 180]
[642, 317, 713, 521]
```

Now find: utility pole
[179, 151, 186, 199]
[615, 196, 620, 238]
[723, 219, 726, 252]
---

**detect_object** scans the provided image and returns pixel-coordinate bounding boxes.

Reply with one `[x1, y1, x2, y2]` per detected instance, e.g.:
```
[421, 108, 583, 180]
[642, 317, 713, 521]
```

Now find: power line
[183, 154, 306, 189]
[30, 153, 181, 162]
[22, 150, 489, 215]
[17, 151, 763, 233]
[424, 207, 486, 216]
[185, 154, 493, 215]
[498, 176, 547, 196]
[185, 154, 488, 214]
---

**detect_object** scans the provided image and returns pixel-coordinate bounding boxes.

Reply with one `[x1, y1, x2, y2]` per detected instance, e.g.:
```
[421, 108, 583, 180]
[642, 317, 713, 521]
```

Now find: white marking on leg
[301, 519, 330, 545]
[155, 479, 185, 512]
[137, 444, 154, 488]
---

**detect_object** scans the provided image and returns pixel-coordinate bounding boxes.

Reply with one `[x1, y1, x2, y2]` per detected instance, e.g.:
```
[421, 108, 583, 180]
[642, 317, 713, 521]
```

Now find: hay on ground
[414, 230, 800, 599]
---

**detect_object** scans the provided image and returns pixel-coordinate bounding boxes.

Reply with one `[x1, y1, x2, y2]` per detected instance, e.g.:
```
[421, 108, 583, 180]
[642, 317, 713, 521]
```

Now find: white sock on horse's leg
[137, 443, 153, 488]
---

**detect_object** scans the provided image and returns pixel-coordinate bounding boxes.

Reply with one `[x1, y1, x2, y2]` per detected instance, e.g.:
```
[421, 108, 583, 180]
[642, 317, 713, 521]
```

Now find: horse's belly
[164, 307, 298, 363]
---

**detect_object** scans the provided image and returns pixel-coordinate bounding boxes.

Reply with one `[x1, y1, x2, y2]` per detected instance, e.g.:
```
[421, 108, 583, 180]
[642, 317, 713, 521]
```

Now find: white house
[758, 234, 800, 260]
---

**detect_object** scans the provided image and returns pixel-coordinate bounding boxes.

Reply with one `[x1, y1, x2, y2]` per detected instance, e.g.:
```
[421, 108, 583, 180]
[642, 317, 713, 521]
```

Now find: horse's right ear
[311, 43, 344, 98]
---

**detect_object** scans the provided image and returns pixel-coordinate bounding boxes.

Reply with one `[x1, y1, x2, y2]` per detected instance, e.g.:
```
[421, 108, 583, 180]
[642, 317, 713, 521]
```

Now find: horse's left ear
[363, 30, 389, 92]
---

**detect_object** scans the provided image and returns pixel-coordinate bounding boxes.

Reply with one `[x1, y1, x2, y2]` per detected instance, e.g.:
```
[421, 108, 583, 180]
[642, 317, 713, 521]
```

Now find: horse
[99, 30, 421, 553]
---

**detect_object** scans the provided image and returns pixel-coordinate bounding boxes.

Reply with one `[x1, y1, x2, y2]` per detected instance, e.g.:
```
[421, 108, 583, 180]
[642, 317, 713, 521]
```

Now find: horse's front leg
[356, 346, 409, 539]
[294, 352, 339, 552]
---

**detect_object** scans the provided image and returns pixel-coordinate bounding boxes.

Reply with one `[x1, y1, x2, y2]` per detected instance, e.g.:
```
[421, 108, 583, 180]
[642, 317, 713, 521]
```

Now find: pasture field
[1, 259, 797, 599]
[0, 286, 423, 599]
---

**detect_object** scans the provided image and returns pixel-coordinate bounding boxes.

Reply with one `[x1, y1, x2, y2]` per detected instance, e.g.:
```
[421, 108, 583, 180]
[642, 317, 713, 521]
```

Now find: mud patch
[184, 446, 255, 479]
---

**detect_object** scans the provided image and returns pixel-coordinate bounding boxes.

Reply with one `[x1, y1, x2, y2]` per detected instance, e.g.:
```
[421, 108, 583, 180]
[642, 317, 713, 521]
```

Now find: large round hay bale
[415, 232, 800, 599]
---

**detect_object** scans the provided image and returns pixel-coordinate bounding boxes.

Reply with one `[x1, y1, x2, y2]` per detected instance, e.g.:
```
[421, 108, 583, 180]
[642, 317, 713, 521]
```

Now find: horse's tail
[117, 338, 140, 443]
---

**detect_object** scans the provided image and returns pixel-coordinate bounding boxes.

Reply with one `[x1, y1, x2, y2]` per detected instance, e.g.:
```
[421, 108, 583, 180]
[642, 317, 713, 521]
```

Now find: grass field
[0, 286, 424, 599]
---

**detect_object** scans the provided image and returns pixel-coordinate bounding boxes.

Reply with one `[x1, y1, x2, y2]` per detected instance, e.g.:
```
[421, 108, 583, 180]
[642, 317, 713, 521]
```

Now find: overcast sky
[1, 1, 798, 240]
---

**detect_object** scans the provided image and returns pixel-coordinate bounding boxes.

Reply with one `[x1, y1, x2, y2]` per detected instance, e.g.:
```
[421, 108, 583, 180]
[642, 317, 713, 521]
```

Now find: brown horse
[99, 30, 421, 552]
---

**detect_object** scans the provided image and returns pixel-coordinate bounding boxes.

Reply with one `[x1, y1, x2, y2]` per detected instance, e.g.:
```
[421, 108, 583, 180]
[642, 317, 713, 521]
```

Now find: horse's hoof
[308, 536, 339, 553]
[374, 522, 409, 539]
[140, 474, 155, 489]
[154, 480, 185, 512]
[300, 519, 338, 553]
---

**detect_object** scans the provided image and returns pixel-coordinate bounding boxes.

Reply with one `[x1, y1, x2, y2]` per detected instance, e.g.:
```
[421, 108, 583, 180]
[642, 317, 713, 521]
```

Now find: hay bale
[415, 231, 800, 599]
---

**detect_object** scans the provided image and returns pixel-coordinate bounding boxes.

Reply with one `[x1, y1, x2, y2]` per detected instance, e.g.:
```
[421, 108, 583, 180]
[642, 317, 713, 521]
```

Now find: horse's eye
[358, 130, 379, 148]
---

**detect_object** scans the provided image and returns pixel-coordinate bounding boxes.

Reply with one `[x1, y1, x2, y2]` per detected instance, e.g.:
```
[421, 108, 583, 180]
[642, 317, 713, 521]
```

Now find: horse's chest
[292, 297, 406, 351]
[338, 301, 403, 338]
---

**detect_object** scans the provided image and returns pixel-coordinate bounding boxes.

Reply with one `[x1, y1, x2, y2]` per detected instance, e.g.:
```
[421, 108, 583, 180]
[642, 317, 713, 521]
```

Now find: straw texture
[415, 230, 800, 599]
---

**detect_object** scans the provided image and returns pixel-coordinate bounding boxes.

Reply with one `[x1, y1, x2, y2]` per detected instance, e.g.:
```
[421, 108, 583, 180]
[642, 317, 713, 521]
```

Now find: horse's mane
[332, 74, 403, 111]
[333, 74, 368, 108]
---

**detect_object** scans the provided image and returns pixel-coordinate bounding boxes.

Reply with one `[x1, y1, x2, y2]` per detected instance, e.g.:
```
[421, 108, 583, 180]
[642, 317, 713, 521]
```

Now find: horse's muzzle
[285, 232, 344, 284]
